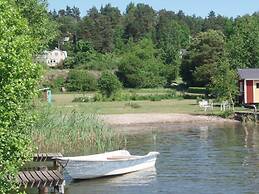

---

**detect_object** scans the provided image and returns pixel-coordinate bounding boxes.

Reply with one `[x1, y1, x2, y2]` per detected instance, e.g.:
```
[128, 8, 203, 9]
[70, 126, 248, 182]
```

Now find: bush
[117, 38, 166, 88]
[0, 1, 44, 192]
[66, 70, 97, 92]
[72, 97, 92, 103]
[183, 94, 204, 99]
[97, 71, 122, 98]
[187, 87, 207, 94]
[42, 76, 65, 92]
[216, 110, 234, 119]
[73, 89, 180, 103]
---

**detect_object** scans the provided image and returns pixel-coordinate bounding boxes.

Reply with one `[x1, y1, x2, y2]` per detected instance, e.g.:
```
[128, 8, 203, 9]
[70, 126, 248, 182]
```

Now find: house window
[256, 83, 259, 89]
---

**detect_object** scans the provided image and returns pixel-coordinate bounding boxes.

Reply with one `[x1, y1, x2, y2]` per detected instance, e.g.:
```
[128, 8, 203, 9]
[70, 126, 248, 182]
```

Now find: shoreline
[99, 113, 239, 126]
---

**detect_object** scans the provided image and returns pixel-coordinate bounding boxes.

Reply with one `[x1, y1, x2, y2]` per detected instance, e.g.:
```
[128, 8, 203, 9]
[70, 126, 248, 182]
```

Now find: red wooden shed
[238, 69, 259, 104]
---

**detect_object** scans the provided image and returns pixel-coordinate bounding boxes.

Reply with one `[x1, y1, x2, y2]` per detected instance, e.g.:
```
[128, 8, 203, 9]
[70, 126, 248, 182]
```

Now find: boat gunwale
[56, 152, 159, 162]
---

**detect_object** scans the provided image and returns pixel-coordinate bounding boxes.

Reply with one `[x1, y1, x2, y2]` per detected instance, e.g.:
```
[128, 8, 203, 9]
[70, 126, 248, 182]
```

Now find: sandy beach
[99, 113, 238, 126]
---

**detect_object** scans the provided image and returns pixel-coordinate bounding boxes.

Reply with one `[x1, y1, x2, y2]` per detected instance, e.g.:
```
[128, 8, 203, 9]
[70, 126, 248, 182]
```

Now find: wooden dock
[33, 153, 63, 162]
[18, 153, 65, 194]
[235, 111, 259, 122]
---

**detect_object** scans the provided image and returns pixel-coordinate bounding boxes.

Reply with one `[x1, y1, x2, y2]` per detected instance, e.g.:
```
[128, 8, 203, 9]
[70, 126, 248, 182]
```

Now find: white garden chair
[199, 100, 213, 112]
[220, 101, 230, 111]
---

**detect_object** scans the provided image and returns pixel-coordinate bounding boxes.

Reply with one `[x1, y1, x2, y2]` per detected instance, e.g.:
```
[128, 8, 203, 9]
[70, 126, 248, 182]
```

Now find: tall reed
[30, 106, 125, 155]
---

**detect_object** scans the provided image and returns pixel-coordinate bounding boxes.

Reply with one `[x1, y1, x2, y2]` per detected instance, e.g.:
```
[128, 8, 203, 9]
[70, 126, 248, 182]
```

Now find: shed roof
[238, 69, 259, 79]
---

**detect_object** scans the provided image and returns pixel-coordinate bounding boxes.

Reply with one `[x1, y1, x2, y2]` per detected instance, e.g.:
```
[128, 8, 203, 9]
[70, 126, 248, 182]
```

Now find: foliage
[117, 38, 166, 88]
[228, 15, 259, 69]
[42, 76, 65, 92]
[124, 3, 156, 41]
[73, 89, 179, 102]
[202, 11, 234, 36]
[187, 87, 207, 94]
[80, 4, 122, 53]
[63, 40, 94, 68]
[78, 52, 120, 70]
[15, 0, 58, 52]
[31, 107, 125, 154]
[66, 70, 97, 91]
[97, 71, 122, 97]
[214, 110, 234, 119]
[63, 40, 120, 70]
[156, 12, 191, 84]
[210, 59, 238, 103]
[0, 0, 42, 193]
[180, 30, 226, 86]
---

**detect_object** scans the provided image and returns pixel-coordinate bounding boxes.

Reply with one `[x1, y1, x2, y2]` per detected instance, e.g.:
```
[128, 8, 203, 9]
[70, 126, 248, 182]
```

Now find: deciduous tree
[228, 15, 259, 69]
[180, 30, 226, 86]
[156, 12, 190, 84]
[117, 38, 166, 88]
[210, 58, 238, 105]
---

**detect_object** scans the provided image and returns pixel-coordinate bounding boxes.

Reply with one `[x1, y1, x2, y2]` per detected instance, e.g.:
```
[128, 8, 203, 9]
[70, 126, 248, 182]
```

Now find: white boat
[56, 150, 159, 180]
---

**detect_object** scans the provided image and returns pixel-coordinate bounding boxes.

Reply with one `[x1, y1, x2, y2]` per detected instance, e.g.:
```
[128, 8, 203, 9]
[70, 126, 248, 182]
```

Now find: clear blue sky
[48, 0, 259, 18]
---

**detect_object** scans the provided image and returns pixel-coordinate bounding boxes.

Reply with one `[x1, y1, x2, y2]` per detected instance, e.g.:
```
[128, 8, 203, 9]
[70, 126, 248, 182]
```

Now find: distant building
[37, 48, 67, 67]
[238, 68, 259, 104]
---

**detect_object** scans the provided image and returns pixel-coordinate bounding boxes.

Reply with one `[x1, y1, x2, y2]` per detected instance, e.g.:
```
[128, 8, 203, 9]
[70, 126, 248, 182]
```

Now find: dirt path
[99, 113, 238, 125]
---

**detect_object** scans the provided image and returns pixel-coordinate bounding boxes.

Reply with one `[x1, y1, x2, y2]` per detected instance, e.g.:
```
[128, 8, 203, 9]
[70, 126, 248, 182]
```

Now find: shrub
[0, 1, 46, 192]
[66, 70, 97, 92]
[117, 38, 166, 88]
[72, 97, 92, 103]
[187, 87, 207, 94]
[183, 94, 203, 99]
[97, 71, 122, 98]
[42, 76, 65, 92]
[216, 110, 234, 119]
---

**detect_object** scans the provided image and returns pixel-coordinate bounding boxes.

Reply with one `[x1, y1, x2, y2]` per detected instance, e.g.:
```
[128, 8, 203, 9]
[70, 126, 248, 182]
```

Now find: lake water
[65, 122, 259, 194]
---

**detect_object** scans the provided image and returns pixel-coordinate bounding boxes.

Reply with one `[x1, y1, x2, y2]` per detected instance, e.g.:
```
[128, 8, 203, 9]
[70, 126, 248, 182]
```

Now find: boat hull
[58, 151, 159, 180]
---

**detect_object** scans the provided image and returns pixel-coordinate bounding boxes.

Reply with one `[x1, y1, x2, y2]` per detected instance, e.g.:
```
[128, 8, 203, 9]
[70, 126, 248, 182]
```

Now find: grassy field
[46, 86, 249, 116]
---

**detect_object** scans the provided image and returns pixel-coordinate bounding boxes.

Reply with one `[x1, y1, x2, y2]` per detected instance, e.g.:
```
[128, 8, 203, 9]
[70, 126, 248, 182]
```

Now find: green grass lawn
[49, 87, 248, 116]
[51, 93, 227, 115]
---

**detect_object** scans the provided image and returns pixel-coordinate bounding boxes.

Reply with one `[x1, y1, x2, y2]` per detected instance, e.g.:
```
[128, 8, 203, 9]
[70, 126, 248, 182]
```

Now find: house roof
[238, 69, 259, 79]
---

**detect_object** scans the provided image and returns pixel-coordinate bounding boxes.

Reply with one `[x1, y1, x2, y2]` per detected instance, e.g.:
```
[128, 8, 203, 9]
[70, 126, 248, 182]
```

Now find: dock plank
[48, 171, 60, 185]
[23, 171, 35, 182]
[18, 172, 29, 184]
[53, 170, 64, 181]
[35, 171, 47, 182]
[18, 170, 64, 189]
[33, 153, 63, 162]
[29, 171, 41, 183]
[19, 152, 64, 193]
[42, 171, 54, 182]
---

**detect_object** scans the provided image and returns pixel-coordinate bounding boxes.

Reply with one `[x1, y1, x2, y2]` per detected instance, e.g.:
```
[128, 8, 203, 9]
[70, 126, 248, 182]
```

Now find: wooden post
[38, 166, 48, 194]
[39, 187, 48, 194]
[53, 160, 61, 171]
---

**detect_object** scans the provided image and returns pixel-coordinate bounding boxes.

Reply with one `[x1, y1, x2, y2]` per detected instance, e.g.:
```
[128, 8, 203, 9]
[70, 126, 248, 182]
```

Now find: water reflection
[64, 123, 259, 194]
[66, 168, 157, 194]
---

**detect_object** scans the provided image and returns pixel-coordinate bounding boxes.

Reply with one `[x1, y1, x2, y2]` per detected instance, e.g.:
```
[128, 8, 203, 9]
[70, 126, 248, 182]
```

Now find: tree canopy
[117, 38, 166, 88]
[181, 30, 226, 86]
[228, 15, 259, 69]
[47, 3, 259, 99]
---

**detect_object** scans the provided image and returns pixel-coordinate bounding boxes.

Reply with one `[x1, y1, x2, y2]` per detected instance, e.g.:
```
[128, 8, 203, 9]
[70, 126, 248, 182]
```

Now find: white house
[37, 48, 67, 67]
